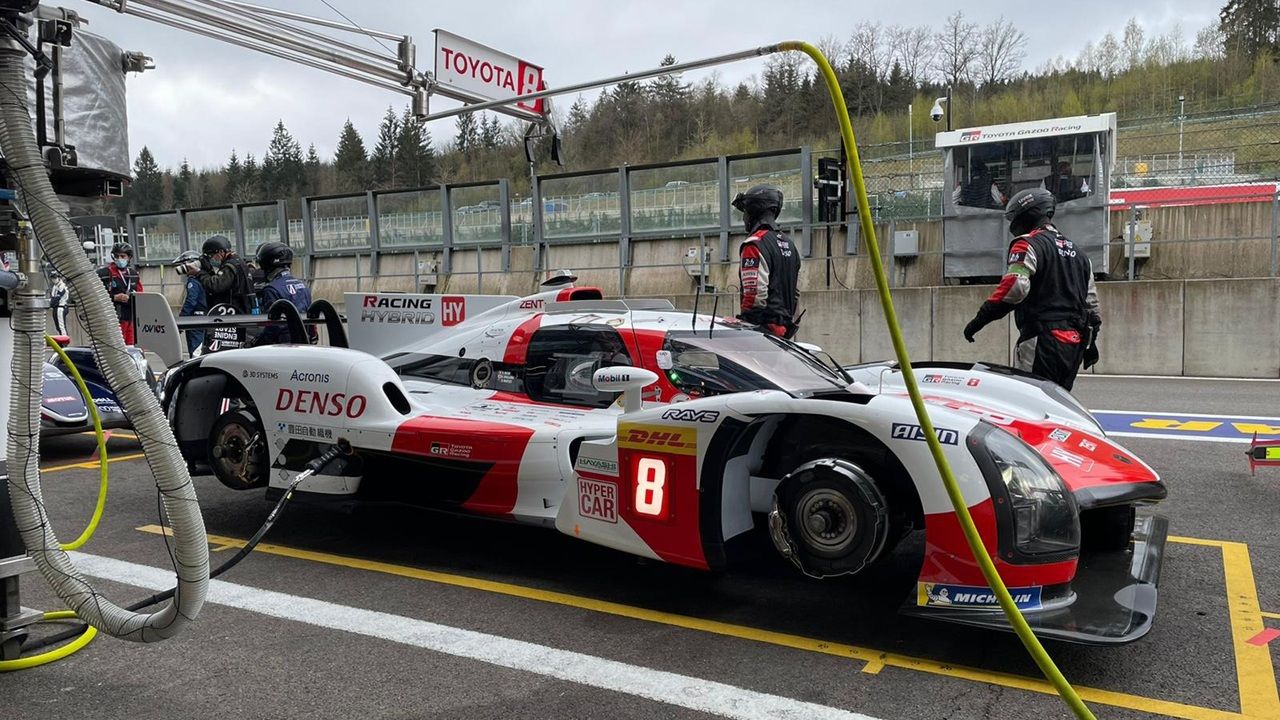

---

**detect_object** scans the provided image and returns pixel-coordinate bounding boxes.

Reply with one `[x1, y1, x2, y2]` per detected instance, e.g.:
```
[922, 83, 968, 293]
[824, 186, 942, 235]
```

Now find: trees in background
[112, 4, 1280, 218]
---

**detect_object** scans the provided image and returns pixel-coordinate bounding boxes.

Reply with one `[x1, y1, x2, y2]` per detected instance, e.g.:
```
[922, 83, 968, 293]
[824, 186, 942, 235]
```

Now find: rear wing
[345, 292, 516, 357]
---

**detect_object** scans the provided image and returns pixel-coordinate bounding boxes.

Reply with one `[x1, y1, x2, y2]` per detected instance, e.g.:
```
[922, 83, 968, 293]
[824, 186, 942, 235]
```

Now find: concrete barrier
[859, 287, 931, 363]
[797, 291, 860, 362]
[1183, 278, 1280, 377]
[931, 286, 1012, 366]
[1093, 280, 1184, 375]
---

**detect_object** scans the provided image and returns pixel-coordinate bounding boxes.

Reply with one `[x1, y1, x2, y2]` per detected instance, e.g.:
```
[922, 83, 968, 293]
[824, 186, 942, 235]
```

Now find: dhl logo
[618, 423, 697, 456]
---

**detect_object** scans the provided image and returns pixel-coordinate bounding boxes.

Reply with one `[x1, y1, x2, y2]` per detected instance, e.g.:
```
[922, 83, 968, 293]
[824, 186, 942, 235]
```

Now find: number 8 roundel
[632, 456, 669, 520]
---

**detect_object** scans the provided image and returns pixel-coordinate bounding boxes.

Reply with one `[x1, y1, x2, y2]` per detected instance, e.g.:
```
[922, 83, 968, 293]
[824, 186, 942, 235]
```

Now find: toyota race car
[138, 281, 1167, 645]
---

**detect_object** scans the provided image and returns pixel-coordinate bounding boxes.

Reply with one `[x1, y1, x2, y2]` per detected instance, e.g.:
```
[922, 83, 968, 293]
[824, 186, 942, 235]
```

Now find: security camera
[930, 97, 948, 123]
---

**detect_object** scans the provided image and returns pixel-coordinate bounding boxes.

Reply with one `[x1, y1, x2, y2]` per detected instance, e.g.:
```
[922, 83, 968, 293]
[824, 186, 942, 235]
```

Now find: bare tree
[976, 17, 1027, 86]
[1122, 17, 1146, 70]
[933, 11, 979, 87]
[849, 21, 893, 81]
[889, 24, 935, 85]
[816, 34, 848, 67]
[1193, 22, 1225, 59]
[1095, 32, 1121, 76]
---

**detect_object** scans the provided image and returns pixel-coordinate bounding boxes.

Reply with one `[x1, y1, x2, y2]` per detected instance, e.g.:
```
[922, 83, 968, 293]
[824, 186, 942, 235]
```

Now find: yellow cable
[45, 335, 110, 551]
[783, 40, 1097, 720]
[0, 612, 97, 672]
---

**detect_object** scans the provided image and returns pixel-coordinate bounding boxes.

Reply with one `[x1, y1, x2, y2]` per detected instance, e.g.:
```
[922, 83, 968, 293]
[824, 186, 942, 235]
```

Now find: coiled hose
[0, 46, 209, 642]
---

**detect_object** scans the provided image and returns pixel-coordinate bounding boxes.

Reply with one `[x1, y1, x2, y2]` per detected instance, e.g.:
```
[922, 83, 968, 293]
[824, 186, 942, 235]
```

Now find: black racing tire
[770, 458, 891, 578]
[208, 408, 269, 491]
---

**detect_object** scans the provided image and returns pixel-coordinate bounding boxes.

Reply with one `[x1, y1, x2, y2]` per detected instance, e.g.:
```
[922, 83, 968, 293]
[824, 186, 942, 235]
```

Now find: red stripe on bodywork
[503, 313, 544, 365]
[919, 499, 1077, 588]
[391, 416, 535, 516]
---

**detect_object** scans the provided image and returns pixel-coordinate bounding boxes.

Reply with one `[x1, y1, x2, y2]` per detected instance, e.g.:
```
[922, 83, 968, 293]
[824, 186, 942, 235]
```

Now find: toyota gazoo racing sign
[433, 29, 546, 117]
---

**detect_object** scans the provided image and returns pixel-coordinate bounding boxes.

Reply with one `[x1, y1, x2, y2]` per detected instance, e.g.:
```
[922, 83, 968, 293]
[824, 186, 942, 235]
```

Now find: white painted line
[1093, 409, 1280, 422]
[69, 552, 882, 720]
[1105, 431, 1251, 445]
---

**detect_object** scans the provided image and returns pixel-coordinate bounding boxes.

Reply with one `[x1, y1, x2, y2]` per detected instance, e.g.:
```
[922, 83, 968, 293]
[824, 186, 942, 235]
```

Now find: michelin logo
[918, 583, 1042, 610]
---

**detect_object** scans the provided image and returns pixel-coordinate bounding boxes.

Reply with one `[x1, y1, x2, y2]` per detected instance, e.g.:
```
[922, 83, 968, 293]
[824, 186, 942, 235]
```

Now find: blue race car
[41, 337, 158, 437]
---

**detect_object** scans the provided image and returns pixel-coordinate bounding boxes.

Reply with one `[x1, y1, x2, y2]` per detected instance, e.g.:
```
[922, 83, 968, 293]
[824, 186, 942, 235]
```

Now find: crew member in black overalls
[97, 242, 142, 344]
[253, 241, 313, 345]
[733, 185, 801, 339]
[962, 188, 1102, 390]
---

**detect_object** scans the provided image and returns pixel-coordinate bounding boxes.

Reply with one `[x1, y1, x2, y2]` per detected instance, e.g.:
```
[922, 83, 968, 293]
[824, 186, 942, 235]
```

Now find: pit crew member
[962, 187, 1101, 390]
[252, 241, 313, 345]
[734, 185, 800, 338]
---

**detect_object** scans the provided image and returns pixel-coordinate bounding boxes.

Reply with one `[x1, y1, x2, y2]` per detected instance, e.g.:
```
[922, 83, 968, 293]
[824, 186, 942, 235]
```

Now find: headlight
[971, 424, 1080, 558]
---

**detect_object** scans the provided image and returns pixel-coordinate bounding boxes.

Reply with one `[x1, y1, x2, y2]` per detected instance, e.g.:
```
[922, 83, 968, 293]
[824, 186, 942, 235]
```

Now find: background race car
[41, 336, 158, 437]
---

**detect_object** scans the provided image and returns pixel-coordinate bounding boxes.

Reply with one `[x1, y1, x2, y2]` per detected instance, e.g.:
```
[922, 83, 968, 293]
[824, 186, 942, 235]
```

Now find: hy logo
[442, 296, 466, 326]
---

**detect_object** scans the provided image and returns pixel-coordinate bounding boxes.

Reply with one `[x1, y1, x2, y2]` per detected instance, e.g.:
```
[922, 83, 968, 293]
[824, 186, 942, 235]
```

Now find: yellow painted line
[40, 452, 146, 473]
[1262, 612, 1280, 621]
[1220, 540, 1280, 719]
[138, 524, 1249, 720]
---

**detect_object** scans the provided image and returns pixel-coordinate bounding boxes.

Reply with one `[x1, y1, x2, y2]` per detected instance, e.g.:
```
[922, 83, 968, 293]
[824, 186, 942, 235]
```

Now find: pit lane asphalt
[4, 376, 1278, 720]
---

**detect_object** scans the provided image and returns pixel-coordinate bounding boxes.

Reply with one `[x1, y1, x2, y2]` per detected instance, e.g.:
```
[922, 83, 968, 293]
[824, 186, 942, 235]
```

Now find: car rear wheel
[769, 458, 891, 578]
[208, 408, 269, 490]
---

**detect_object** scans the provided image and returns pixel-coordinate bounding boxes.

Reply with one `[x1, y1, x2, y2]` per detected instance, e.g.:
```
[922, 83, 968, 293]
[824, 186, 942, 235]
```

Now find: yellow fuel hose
[0, 337, 111, 671]
[0, 612, 97, 672]
[784, 40, 1096, 720]
[45, 335, 110, 552]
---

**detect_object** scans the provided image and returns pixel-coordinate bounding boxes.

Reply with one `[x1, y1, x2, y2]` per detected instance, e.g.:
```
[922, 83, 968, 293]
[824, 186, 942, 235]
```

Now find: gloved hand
[1083, 341, 1099, 369]
[963, 317, 987, 343]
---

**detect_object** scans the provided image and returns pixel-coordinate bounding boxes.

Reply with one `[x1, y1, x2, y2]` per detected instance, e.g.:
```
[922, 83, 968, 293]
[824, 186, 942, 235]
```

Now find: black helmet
[732, 185, 783, 232]
[1004, 188, 1055, 236]
[256, 241, 294, 274]
[111, 241, 133, 258]
[202, 235, 233, 256]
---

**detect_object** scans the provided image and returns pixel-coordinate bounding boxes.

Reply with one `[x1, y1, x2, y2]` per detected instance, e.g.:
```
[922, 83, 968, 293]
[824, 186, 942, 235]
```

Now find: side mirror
[593, 366, 658, 414]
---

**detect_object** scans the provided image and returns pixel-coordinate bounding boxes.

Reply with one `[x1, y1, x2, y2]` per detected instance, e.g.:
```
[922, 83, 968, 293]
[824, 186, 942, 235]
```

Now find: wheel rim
[213, 421, 263, 485]
[795, 487, 857, 555]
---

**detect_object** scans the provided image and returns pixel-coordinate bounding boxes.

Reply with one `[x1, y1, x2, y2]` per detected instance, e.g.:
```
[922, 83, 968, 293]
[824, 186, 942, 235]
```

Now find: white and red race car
[139, 280, 1167, 644]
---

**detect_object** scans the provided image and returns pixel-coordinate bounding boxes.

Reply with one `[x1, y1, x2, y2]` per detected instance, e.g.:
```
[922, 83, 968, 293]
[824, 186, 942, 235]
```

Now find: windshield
[661, 329, 847, 397]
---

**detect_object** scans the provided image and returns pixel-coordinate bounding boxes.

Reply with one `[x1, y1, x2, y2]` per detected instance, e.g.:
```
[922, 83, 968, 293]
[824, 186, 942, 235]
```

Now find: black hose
[306, 299, 347, 348]
[25, 440, 353, 651]
[266, 299, 308, 344]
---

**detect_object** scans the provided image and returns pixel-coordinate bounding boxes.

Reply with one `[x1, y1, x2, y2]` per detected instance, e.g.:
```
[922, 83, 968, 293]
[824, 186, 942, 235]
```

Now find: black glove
[963, 317, 985, 343]
[1083, 341, 1099, 369]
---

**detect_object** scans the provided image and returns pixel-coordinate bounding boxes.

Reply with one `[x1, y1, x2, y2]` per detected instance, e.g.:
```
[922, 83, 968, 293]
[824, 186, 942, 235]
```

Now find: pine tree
[371, 106, 401, 188]
[263, 120, 305, 199]
[334, 119, 369, 192]
[237, 152, 260, 203]
[455, 112, 479, 156]
[223, 150, 242, 205]
[304, 143, 322, 196]
[128, 146, 164, 212]
[479, 113, 501, 150]
[173, 158, 193, 208]
[394, 106, 436, 187]
[1219, 0, 1280, 58]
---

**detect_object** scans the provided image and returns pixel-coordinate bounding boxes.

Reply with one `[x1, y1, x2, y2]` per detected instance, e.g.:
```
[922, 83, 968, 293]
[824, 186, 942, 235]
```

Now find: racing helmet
[171, 250, 200, 265]
[1004, 187, 1055, 236]
[111, 241, 134, 258]
[732, 185, 784, 231]
[256, 241, 294, 274]
[201, 234, 233, 256]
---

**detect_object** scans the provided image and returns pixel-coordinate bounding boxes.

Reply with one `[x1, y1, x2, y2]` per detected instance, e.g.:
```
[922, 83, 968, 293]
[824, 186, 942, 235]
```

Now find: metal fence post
[366, 190, 380, 277]
[888, 219, 896, 288]
[441, 184, 454, 275]
[276, 199, 290, 247]
[499, 179, 512, 272]
[717, 155, 730, 263]
[300, 197, 315, 284]
[231, 203, 246, 257]
[177, 209, 190, 257]
[1127, 207, 1137, 281]
[799, 146, 813, 258]
[618, 166, 631, 297]
[1271, 190, 1279, 278]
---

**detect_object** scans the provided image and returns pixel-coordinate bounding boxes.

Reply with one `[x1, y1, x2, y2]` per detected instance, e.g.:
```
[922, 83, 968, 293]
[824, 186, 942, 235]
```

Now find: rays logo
[661, 408, 720, 423]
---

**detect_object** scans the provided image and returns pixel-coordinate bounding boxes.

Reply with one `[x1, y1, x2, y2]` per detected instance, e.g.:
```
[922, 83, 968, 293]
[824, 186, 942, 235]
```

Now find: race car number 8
[634, 457, 667, 518]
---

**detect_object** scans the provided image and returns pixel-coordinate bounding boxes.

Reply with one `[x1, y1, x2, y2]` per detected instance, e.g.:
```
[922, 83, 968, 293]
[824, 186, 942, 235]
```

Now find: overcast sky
[69, 0, 1219, 171]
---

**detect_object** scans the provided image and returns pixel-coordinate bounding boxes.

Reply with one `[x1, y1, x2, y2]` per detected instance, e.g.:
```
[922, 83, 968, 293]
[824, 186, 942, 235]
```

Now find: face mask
[210, 258, 222, 269]
[114, 257, 129, 269]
